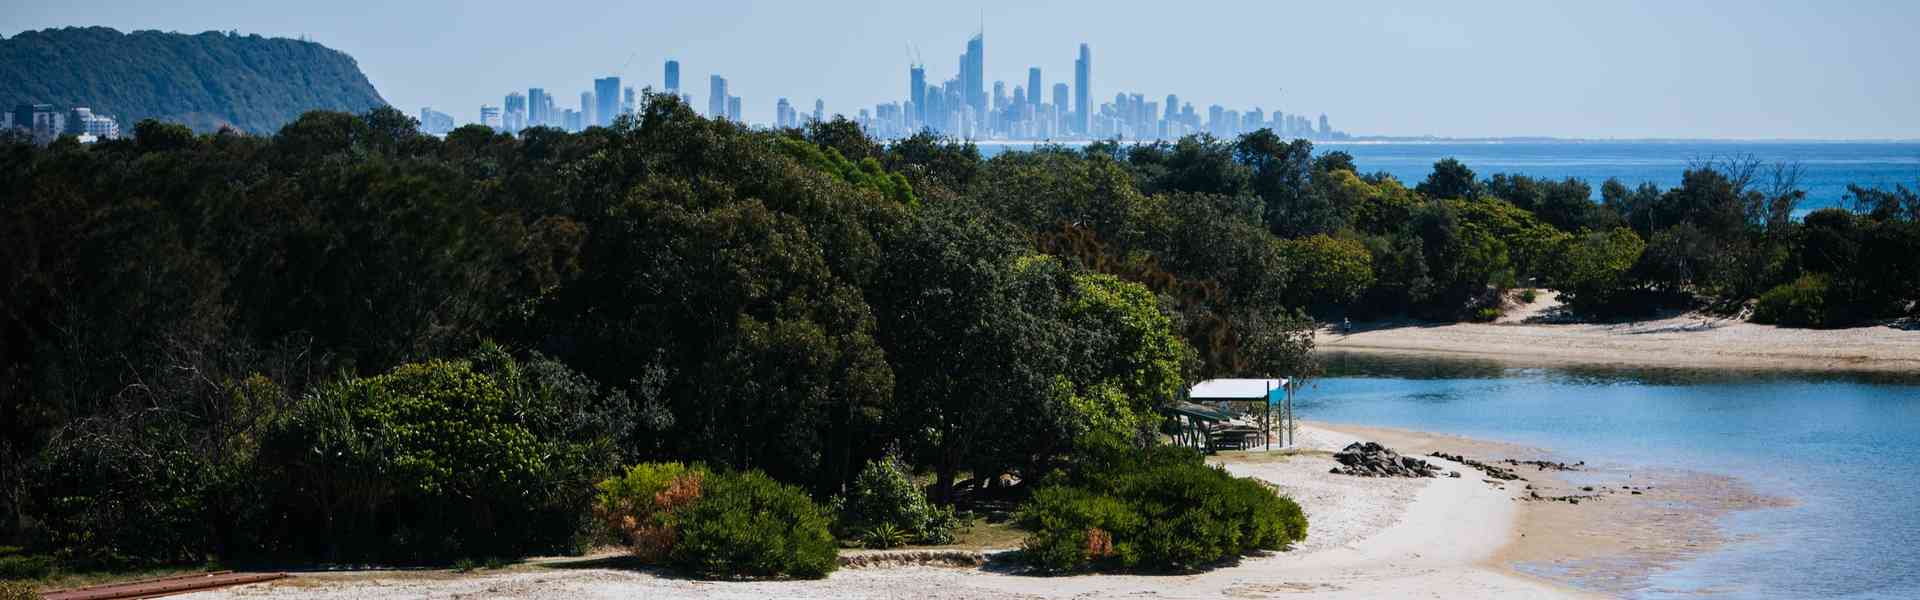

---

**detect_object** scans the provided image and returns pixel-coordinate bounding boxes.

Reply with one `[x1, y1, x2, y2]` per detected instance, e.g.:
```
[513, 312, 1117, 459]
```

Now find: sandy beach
[177, 420, 1772, 599]
[1323, 303, 1920, 373]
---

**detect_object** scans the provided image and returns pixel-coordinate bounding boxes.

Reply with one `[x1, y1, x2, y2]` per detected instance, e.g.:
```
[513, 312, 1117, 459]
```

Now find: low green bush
[668, 471, 838, 579]
[594, 462, 708, 560]
[1473, 307, 1502, 322]
[0, 553, 52, 579]
[840, 457, 954, 545]
[1752, 274, 1834, 328]
[24, 421, 215, 566]
[1518, 289, 1538, 304]
[1016, 447, 1307, 572]
[257, 353, 623, 562]
[858, 523, 909, 549]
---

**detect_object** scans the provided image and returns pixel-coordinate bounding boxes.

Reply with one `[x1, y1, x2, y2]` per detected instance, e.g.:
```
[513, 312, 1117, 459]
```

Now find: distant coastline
[965, 136, 1920, 145]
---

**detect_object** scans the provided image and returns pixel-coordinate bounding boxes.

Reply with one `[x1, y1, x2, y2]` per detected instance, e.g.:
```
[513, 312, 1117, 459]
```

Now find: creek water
[1303, 352, 1920, 599]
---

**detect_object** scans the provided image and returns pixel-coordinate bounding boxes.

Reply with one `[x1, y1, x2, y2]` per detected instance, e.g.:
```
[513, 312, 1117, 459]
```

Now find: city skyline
[472, 35, 1350, 143]
[4, 1, 1918, 138]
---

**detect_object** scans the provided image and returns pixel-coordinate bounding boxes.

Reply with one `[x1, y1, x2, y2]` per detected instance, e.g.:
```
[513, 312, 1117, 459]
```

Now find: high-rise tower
[910, 64, 926, 126]
[709, 75, 728, 119]
[665, 60, 681, 93]
[529, 88, 551, 127]
[964, 33, 985, 125]
[1074, 43, 1091, 135]
[1028, 68, 1042, 108]
[593, 77, 621, 126]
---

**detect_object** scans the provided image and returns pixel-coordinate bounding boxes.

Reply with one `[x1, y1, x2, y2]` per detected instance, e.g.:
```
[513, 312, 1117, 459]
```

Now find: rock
[1448, 471, 1462, 478]
[1330, 442, 1440, 478]
[1430, 451, 1526, 481]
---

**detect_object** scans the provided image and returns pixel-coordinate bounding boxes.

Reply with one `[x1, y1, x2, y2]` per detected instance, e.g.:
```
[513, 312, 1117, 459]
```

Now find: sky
[5, 0, 1919, 139]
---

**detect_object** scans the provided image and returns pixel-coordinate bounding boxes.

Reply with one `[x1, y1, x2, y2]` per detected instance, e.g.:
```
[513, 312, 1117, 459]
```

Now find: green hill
[0, 26, 386, 133]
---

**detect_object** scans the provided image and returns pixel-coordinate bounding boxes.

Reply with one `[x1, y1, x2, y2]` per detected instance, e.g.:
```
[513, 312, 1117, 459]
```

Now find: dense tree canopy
[2, 98, 1911, 568]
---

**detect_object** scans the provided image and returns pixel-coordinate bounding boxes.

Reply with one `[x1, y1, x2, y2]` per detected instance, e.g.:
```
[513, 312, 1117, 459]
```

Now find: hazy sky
[6, 0, 1918, 139]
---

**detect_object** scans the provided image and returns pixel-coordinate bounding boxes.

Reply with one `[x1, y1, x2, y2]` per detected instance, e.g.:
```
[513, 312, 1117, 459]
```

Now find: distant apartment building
[708, 75, 728, 119]
[727, 95, 742, 123]
[594, 77, 621, 127]
[479, 105, 502, 130]
[418, 107, 455, 134]
[776, 98, 795, 129]
[65, 107, 120, 140]
[665, 60, 680, 93]
[579, 91, 595, 129]
[503, 92, 527, 132]
[8, 103, 119, 144]
[529, 88, 552, 127]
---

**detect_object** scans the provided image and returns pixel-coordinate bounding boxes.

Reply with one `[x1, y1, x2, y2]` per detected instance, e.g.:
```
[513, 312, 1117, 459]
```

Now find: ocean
[976, 141, 1920, 214]
[1305, 353, 1920, 599]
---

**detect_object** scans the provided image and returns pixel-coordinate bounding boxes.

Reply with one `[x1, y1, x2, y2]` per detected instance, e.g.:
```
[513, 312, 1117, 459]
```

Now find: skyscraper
[580, 91, 595, 130]
[727, 96, 742, 122]
[1052, 82, 1069, 132]
[594, 77, 621, 126]
[813, 99, 824, 124]
[776, 98, 795, 128]
[1028, 68, 1042, 108]
[1074, 43, 1091, 135]
[665, 60, 681, 92]
[529, 88, 551, 127]
[623, 87, 636, 117]
[504, 92, 527, 132]
[909, 65, 926, 126]
[964, 33, 985, 126]
[709, 75, 728, 119]
[479, 105, 501, 130]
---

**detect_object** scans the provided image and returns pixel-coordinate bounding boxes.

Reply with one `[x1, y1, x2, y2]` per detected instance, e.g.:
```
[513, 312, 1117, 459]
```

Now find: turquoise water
[979, 141, 1920, 213]
[1305, 353, 1920, 599]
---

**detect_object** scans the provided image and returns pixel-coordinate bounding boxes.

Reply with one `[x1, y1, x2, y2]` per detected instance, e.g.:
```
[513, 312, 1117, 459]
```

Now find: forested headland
[0, 27, 386, 133]
[1, 95, 1914, 580]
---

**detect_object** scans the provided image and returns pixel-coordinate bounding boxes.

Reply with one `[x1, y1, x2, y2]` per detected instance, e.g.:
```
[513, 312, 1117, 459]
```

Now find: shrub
[920, 504, 959, 545]
[1752, 274, 1834, 328]
[258, 355, 622, 562]
[24, 421, 214, 566]
[0, 581, 39, 600]
[594, 462, 709, 560]
[668, 471, 838, 579]
[1518, 289, 1538, 304]
[840, 457, 950, 544]
[0, 553, 52, 579]
[859, 523, 909, 549]
[1016, 449, 1307, 572]
[1474, 307, 1502, 322]
[1016, 486, 1142, 571]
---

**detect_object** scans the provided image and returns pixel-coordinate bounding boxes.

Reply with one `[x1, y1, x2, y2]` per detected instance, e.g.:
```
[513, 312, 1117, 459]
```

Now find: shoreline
[1321, 313, 1920, 374]
[1311, 421, 1786, 598]
[179, 421, 1766, 599]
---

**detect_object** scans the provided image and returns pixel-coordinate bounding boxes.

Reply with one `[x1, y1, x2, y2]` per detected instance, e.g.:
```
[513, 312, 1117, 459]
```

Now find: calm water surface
[979, 141, 1920, 214]
[1305, 353, 1920, 599]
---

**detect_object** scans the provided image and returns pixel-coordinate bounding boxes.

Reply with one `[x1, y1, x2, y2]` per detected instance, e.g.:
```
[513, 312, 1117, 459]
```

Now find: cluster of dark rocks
[1330, 442, 1442, 478]
[1430, 452, 1527, 482]
[1503, 458, 1584, 471]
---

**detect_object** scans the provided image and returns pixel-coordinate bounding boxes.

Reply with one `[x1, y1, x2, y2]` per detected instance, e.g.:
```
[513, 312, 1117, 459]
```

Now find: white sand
[1325, 309, 1920, 372]
[183, 423, 1595, 599]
